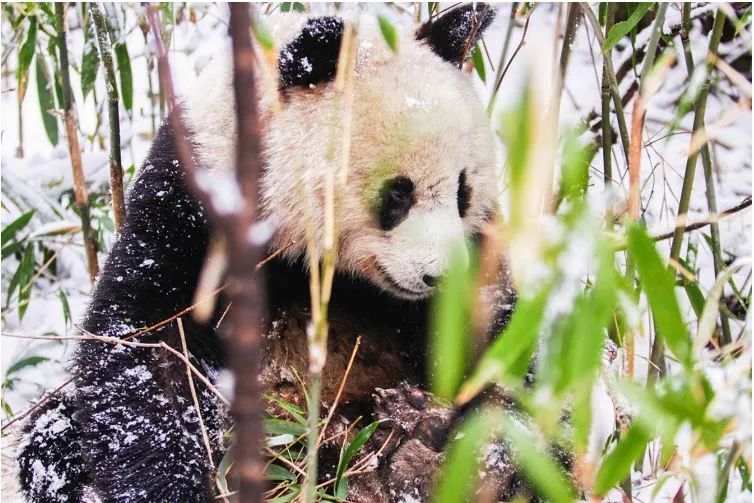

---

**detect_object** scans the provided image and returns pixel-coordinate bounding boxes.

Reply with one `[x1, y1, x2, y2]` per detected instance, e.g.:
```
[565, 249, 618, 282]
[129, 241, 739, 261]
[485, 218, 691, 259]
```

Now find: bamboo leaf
[264, 418, 306, 437]
[36, 56, 59, 145]
[456, 286, 550, 405]
[5, 356, 49, 377]
[432, 413, 490, 503]
[594, 424, 652, 495]
[471, 43, 486, 82]
[58, 290, 71, 328]
[500, 416, 576, 503]
[265, 463, 296, 482]
[378, 14, 398, 53]
[81, 13, 100, 100]
[334, 421, 379, 492]
[602, 3, 654, 53]
[1, 210, 35, 243]
[695, 260, 748, 353]
[17, 16, 37, 102]
[628, 224, 691, 367]
[114, 42, 132, 112]
[430, 245, 476, 400]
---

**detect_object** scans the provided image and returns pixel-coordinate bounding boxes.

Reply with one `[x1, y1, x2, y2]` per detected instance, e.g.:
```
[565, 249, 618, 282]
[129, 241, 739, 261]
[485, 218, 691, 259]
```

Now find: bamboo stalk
[648, 8, 726, 383]
[580, 2, 630, 166]
[89, 2, 125, 231]
[679, 3, 732, 346]
[303, 21, 357, 503]
[55, 3, 99, 283]
[600, 4, 615, 188]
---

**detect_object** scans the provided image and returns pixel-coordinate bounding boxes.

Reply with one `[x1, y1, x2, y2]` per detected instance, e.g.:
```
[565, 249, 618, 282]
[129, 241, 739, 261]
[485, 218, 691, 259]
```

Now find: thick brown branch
[148, 4, 266, 502]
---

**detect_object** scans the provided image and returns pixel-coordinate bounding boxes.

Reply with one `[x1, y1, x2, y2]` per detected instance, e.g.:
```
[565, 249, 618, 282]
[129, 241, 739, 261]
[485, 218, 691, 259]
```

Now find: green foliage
[115, 42, 133, 112]
[35, 55, 59, 145]
[602, 3, 654, 53]
[594, 424, 652, 495]
[17, 15, 37, 102]
[470, 43, 486, 82]
[81, 11, 100, 101]
[377, 14, 398, 53]
[628, 225, 691, 368]
[430, 244, 477, 400]
[334, 421, 379, 497]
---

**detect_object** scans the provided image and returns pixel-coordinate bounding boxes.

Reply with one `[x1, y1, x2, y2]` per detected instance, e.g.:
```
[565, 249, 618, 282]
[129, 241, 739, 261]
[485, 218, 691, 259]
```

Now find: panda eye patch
[457, 169, 472, 218]
[378, 176, 415, 230]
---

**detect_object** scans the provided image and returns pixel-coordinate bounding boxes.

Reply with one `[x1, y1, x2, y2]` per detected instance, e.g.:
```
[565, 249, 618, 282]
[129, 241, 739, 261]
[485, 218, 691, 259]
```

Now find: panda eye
[457, 169, 472, 218]
[378, 176, 415, 230]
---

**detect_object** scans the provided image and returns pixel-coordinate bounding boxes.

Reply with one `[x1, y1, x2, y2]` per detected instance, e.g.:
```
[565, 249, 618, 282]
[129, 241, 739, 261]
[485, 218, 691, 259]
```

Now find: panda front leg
[75, 334, 225, 503]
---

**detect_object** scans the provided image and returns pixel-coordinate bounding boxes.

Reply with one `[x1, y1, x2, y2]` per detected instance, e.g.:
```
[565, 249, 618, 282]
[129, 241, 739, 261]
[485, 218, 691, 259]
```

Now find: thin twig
[488, 14, 531, 115]
[652, 196, 752, 242]
[178, 317, 217, 469]
[316, 337, 361, 447]
[55, 3, 99, 283]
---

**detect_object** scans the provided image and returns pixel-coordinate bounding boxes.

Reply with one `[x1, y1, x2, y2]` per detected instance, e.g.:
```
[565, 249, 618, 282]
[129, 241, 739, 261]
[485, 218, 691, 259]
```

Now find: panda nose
[422, 274, 439, 287]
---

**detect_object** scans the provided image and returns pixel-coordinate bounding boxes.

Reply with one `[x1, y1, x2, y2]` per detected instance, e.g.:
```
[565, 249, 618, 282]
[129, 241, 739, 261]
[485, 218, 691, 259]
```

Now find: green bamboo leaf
[114, 42, 132, 112]
[432, 413, 490, 503]
[264, 418, 306, 437]
[2, 210, 35, 243]
[602, 3, 654, 53]
[252, 15, 274, 51]
[378, 14, 398, 53]
[81, 13, 100, 100]
[470, 43, 486, 82]
[594, 424, 652, 495]
[58, 290, 71, 327]
[627, 224, 691, 367]
[280, 3, 305, 13]
[17, 16, 37, 102]
[265, 463, 296, 482]
[5, 356, 49, 376]
[500, 416, 576, 503]
[265, 394, 307, 425]
[334, 421, 379, 492]
[430, 245, 476, 400]
[457, 286, 550, 404]
[558, 243, 618, 393]
[17, 244, 36, 319]
[36, 56, 58, 145]
[695, 260, 747, 354]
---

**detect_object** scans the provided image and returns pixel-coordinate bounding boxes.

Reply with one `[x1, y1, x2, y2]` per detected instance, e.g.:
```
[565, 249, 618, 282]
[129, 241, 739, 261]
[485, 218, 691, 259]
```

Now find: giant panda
[15, 5, 531, 502]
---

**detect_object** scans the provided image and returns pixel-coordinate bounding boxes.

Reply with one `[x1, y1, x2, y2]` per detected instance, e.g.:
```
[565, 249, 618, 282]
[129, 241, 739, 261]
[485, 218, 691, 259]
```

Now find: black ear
[278, 16, 344, 89]
[416, 4, 496, 67]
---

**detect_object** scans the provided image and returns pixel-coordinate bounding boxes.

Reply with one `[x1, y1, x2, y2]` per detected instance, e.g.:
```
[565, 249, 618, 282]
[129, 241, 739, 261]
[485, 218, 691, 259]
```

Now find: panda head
[188, 4, 498, 301]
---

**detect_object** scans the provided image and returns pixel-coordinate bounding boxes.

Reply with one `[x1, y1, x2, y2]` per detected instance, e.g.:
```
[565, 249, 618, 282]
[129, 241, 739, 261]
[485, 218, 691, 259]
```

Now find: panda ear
[278, 16, 344, 89]
[416, 3, 497, 67]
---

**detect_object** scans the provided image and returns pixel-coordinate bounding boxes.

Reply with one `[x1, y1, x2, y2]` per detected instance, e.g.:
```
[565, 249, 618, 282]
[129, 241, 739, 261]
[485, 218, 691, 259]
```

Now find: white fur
[184, 13, 498, 299]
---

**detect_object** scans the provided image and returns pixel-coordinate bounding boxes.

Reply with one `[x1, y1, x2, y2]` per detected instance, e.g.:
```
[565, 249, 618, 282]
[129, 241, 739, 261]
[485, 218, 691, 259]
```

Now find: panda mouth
[374, 262, 429, 299]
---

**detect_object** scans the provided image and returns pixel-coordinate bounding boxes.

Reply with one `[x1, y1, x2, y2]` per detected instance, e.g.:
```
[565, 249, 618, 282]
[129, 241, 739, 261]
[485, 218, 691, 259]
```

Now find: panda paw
[373, 382, 454, 452]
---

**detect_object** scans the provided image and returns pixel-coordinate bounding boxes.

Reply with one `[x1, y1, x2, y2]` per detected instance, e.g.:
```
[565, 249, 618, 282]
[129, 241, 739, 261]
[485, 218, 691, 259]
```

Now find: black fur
[278, 16, 344, 89]
[457, 169, 472, 218]
[378, 176, 416, 231]
[16, 393, 89, 502]
[416, 3, 497, 66]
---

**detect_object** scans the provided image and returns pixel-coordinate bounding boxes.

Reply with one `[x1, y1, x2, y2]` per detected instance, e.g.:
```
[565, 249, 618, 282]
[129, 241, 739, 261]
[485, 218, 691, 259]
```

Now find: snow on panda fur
[17, 5, 527, 502]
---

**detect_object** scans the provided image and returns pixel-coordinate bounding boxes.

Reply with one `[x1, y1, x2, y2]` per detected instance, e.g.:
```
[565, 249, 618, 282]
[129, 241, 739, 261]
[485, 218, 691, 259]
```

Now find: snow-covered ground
[1, 3, 751, 501]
